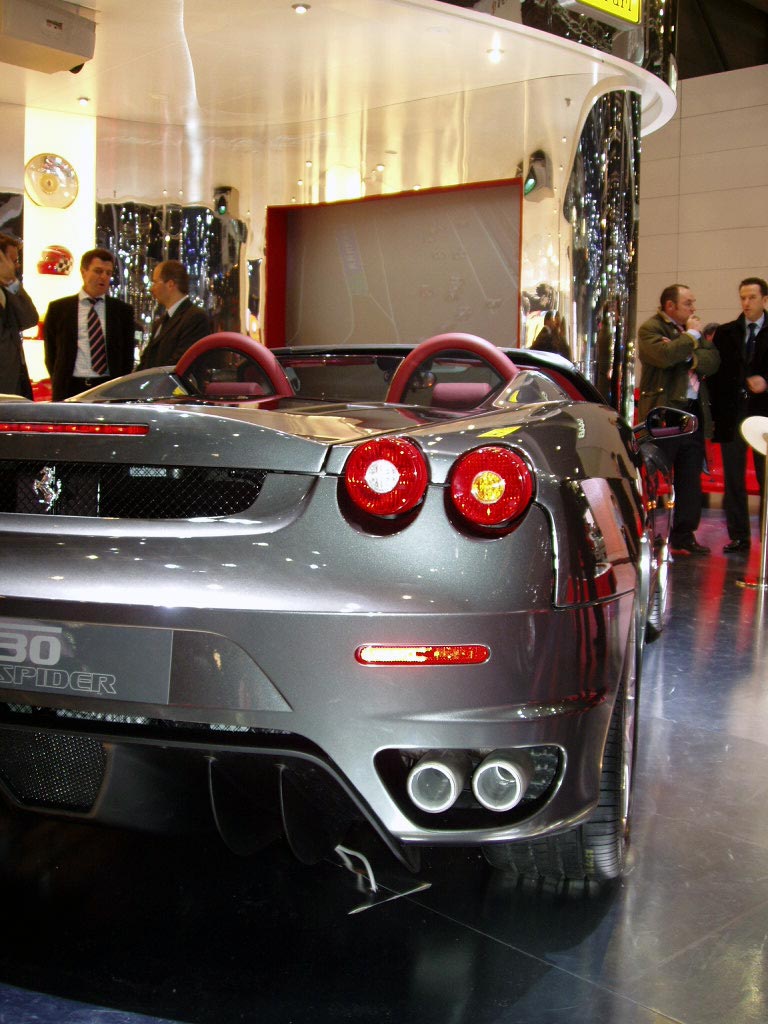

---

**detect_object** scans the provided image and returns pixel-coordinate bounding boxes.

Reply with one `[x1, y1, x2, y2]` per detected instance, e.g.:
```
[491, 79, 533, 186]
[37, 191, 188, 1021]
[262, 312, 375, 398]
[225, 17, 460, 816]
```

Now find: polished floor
[1, 508, 767, 1024]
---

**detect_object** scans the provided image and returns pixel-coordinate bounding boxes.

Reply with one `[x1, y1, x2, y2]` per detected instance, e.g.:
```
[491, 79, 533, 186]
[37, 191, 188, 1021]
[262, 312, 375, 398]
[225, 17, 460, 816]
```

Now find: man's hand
[746, 375, 768, 394]
[0, 249, 16, 287]
[685, 313, 702, 334]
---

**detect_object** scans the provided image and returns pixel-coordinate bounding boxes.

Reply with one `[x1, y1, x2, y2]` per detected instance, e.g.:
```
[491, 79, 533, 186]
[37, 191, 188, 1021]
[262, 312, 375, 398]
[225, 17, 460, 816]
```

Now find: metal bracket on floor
[333, 843, 431, 915]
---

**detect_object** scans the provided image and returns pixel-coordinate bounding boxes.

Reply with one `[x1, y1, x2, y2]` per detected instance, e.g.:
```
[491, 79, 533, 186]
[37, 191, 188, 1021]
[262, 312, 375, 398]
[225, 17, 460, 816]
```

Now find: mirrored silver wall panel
[519, 0, 679, 86]
[96, 203, 247, 343]
[564, 90, 641, 421]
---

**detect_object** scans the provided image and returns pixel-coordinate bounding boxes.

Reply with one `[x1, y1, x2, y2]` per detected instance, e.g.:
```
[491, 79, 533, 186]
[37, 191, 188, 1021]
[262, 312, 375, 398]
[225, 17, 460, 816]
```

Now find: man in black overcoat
[709, 277, 768, 553]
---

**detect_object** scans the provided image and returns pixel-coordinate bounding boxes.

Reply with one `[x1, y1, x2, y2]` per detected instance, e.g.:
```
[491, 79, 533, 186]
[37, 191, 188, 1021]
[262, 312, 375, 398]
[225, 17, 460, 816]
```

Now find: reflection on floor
[1, 509, 767, 1024]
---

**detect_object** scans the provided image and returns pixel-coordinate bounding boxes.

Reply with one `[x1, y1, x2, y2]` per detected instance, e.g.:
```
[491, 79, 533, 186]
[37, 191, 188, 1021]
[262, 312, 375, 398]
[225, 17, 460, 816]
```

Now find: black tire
[484, 620, 638, 888]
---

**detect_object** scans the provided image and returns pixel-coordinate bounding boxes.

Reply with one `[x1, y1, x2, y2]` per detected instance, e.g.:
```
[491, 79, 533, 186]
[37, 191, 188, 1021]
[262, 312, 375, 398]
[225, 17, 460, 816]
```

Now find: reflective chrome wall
[96, 203, 247, 343]
[564, 90, 641, 422]
[520, 0, 679, 85]
[517, 0, 679, 422]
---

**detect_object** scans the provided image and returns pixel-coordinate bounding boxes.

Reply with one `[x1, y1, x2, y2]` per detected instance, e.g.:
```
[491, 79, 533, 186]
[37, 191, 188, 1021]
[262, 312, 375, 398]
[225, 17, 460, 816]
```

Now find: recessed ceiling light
[292, 3, 310, 12]
[486, 48, 504, 64]
[77, 96, 90, 107]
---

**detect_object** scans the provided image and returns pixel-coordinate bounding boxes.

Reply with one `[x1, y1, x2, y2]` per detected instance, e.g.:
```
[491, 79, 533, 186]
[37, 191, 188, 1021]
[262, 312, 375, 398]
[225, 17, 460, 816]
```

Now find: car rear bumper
[0, 587, 631, 850]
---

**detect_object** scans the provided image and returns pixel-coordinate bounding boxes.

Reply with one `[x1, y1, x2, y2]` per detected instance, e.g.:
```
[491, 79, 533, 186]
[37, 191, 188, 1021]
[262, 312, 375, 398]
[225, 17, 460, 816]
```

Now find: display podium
[737, 415, 768, 591]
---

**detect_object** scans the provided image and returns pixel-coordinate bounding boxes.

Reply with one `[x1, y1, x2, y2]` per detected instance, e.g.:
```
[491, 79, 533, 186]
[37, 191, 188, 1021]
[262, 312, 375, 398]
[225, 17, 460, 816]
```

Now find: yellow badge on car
[478, 426, 521, 438]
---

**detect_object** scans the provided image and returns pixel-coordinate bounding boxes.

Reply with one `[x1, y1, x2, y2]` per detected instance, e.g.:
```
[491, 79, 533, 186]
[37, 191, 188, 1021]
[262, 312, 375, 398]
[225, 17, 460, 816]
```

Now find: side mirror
[644, 406, 697, 439]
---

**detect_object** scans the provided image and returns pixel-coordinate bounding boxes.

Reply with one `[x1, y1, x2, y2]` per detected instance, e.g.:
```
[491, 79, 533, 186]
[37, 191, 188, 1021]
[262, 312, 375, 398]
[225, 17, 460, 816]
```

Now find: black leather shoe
[723, 539, 751, 553]
[671, 536, 711, 555]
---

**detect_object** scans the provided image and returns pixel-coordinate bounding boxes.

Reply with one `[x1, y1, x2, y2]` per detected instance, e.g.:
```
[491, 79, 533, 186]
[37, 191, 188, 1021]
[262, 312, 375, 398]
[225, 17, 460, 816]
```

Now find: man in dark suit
[0, 233, 37, 398]
[44, 248, 136, 401]
[709, 277, 768, 553]
[137, 260, 211, 370]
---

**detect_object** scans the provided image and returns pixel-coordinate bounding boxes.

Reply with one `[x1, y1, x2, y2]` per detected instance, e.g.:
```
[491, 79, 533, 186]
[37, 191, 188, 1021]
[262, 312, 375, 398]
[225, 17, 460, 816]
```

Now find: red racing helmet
[37, 245, 74, 276]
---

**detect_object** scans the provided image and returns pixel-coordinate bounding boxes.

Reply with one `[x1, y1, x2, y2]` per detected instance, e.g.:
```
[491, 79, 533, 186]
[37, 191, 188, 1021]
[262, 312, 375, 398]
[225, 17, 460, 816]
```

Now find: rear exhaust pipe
[406, 750, 471, 813]
[472, 750, 533, 812]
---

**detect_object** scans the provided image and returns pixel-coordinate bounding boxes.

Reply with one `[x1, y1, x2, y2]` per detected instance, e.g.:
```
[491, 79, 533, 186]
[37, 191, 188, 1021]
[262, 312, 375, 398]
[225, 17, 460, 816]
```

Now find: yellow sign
[478, 426, 521, 438]
[560, 0, 641, 28]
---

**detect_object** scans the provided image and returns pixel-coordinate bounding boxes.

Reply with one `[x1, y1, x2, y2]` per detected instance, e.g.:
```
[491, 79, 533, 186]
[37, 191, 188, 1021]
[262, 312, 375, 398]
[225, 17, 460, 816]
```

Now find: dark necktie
[154, 312, 170, 338]
[87, 298, 108, 376]
[745, 322, 757, 364]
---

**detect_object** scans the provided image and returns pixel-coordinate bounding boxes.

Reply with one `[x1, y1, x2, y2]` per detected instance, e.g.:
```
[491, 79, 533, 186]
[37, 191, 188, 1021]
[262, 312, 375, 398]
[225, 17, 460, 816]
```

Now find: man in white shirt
[44, 248, 136, 401]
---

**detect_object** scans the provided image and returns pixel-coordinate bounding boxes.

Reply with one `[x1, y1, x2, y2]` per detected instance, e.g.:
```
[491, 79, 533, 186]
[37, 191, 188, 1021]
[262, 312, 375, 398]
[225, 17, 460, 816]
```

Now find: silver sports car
[0, 332, 688, 887]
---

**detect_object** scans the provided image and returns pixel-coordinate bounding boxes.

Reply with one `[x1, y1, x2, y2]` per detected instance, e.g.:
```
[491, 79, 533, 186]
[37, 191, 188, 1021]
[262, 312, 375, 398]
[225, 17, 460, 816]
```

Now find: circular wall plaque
[24, 153, 79, 209]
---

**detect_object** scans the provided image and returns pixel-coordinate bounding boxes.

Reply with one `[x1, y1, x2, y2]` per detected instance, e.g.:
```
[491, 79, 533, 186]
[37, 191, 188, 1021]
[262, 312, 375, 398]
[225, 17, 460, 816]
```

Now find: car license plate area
[0, 619, 172, 705]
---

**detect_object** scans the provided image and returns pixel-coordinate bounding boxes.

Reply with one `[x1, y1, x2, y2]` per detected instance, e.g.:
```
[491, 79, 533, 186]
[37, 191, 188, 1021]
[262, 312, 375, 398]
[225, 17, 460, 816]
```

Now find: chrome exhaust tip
[472, 750, 532, 812]
[406, 750, 471, 813]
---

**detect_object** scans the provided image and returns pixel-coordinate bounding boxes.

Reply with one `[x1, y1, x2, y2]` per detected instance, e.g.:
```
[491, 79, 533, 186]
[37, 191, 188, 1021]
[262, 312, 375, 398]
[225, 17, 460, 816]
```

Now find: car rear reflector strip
[355, 644, 490, 666]
[0, 423, 149, 436]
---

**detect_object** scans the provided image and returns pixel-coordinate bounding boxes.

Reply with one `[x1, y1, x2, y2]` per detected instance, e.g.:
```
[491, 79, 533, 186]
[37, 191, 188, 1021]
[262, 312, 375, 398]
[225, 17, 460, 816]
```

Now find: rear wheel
[484, 620, 638, 889]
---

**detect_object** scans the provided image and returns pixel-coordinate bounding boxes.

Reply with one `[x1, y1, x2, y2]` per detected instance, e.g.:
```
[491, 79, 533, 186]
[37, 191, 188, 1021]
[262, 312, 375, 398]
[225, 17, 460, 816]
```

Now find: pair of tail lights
[343, 436, 534, 529]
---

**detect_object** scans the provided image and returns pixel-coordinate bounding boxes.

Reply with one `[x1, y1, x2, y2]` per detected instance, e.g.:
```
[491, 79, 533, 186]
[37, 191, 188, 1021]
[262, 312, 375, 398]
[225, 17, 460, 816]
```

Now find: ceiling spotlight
[305, 160, 312, 168]
[486, 47, 504, 64]
[292, 3, 310, 12]
[375, 163, 385, 173]
[77, 96, 90, 107]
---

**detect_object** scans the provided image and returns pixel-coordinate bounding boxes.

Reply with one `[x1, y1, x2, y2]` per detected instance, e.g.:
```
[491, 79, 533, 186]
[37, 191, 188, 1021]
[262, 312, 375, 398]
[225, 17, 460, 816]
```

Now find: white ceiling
[0, 0, 674, 256]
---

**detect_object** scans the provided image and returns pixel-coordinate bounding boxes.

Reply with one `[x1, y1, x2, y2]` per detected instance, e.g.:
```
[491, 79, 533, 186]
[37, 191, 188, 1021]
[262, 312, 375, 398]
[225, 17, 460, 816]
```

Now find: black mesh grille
[0, 460, 266, 518]
[0, 731, 106, 811]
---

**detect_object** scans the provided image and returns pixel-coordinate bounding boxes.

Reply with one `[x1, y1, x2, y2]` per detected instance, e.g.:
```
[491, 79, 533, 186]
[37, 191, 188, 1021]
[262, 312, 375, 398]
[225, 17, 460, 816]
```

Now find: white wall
[638, 63, 768, 332]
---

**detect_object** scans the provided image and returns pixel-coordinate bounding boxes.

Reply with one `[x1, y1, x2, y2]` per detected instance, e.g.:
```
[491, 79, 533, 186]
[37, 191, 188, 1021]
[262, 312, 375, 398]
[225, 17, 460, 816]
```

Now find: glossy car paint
[0, 344, 657, 865]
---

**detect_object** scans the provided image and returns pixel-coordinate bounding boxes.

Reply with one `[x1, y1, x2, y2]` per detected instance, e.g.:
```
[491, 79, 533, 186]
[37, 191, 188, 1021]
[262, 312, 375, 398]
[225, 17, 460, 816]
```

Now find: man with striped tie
[43, 248, 136, 401]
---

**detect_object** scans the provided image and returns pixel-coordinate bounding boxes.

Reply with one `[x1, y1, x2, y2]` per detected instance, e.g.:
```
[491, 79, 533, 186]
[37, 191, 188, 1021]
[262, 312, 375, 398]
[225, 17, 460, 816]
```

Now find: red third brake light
[0, 422, 149, 436]
[450, 445, 534, 528]
[345, 437, 428, 517]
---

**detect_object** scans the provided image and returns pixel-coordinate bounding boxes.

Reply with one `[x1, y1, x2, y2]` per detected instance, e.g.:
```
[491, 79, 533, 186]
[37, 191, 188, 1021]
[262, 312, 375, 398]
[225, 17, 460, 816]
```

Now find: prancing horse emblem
[33, 466, 62, 512]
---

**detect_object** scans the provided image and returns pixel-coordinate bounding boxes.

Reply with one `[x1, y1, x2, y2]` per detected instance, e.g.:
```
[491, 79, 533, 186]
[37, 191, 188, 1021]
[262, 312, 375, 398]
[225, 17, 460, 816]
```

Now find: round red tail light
[344, 437, 428, 517]
[450, 446, 533, 527]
